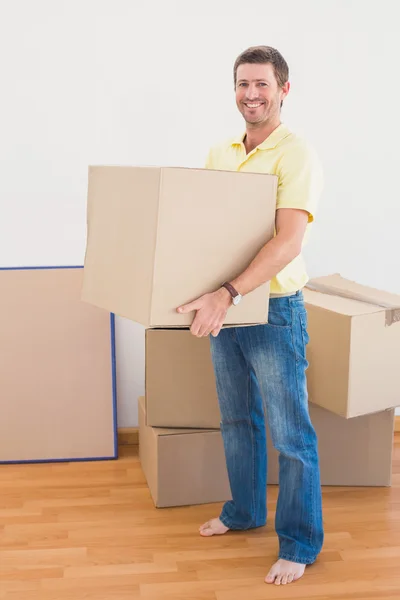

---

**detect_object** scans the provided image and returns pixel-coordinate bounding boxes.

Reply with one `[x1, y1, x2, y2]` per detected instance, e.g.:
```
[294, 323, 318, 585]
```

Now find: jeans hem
[219, 513, 266, 531]
[278, 552, 317, 565]
[219, 514, 234, 529]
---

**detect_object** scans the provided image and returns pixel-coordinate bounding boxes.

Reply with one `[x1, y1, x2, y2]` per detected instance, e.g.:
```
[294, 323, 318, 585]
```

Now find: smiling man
[177, 46, 324, 585]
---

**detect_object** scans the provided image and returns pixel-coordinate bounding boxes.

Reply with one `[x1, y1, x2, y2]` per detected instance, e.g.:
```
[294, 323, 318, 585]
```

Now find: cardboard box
[304, 274, 400, 418]
[82, 166, 277, 328]
[145, 328, 220, 429]
[267, 403, 394, 487]
[138, 397, 231, 507]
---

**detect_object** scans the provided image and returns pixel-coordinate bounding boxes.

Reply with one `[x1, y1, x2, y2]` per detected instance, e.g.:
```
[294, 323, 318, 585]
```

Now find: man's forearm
[229, 235, 301, 296]
[178, 212, 306, 336]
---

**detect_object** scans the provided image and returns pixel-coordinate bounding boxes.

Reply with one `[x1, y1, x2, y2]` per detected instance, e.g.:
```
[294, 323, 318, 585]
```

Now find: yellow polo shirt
[205, 123, 324, 295]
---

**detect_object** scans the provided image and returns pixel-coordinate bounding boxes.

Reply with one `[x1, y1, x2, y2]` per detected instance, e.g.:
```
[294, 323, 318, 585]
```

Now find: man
[177, 45, 324, 586]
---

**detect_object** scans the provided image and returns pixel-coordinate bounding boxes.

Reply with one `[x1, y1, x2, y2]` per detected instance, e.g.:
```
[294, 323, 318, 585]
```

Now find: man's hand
[177, 288, 232, 337]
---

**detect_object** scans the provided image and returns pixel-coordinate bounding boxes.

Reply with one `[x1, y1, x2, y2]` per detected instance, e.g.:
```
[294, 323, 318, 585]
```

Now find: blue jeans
[209, 291, 324, 565]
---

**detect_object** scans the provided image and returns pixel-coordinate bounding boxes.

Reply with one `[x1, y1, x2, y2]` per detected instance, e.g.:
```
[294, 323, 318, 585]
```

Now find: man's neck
[244, 120, 281, 154]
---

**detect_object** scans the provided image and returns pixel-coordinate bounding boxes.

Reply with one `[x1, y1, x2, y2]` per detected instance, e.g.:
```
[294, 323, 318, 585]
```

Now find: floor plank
[0, 437, 399, 599]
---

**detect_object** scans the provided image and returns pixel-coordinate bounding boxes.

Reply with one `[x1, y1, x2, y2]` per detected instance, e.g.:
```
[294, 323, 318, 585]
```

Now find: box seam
[149, 169, 164, 327]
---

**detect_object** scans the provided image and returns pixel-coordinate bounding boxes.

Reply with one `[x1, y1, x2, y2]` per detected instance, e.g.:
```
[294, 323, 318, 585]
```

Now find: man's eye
[258, 82, 268, 87]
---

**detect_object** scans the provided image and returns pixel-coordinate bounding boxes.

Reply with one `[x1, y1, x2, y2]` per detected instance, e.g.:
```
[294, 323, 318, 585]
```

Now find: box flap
[152, 425, 219, 437]
[82, 166, 160, 326]
[305, 274, 400, 326]
[138, 397, 218, 436]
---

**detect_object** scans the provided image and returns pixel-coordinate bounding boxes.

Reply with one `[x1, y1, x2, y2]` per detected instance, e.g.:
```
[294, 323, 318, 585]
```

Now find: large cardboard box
[268, 404, 395, 487]
[305, 274, 400, 418]
[145, 329, 220, 429]
[138, 397, 231, 508]
[82, 166, 277, 328]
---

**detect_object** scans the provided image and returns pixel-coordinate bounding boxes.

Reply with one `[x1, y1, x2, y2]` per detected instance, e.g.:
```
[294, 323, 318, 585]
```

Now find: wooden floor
[1, 438, 400, 600]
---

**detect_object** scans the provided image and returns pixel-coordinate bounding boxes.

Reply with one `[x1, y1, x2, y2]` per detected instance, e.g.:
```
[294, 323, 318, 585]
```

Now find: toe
[265, 572, 276, 584]
[199, 527, 214, 537]
[281, 574, 289, 585]
[287, 573, 294, 584]
[274, 575, 283, 586]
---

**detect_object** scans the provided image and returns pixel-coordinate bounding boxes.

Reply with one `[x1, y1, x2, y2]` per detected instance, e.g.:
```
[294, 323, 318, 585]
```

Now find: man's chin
[245, 117, 266, 126]
[241, 110, 268, 125]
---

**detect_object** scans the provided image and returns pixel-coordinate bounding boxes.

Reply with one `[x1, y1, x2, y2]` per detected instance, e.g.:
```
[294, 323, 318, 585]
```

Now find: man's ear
[281, 81, 290, 105]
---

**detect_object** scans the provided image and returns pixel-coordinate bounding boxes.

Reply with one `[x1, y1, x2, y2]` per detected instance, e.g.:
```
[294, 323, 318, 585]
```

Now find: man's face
[235, 62, 289, 126]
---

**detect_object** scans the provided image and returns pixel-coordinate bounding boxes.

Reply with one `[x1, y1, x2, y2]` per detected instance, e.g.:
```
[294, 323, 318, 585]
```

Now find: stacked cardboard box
[82, 166, 400, 508]
[304, 273, 400, 418]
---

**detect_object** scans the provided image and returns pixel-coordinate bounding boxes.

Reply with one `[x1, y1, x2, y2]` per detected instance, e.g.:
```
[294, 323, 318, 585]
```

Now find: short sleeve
[276, 141, 324, 223]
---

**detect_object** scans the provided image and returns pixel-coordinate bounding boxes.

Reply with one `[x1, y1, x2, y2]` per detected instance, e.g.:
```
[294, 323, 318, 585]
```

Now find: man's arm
[177, 207, 309, 337]
[229, 207, 309, 296]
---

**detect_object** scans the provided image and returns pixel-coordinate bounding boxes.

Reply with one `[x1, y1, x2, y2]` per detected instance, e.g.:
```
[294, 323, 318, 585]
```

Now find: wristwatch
[221, 282, 242, 306]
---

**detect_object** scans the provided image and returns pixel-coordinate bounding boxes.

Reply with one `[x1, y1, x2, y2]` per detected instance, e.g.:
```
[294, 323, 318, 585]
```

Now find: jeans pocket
[267, 307, 292, 328]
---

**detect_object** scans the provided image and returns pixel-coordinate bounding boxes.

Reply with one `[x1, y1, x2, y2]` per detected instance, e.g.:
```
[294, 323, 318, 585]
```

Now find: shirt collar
[231, 123, 291, 150]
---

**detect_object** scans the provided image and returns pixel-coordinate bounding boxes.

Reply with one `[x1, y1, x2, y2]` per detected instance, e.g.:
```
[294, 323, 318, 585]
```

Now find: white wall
[1, 0, 399, 426]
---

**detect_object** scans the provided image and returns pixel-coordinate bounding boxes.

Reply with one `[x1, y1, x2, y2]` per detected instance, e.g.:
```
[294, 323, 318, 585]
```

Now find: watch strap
[222, 282, 239, 299]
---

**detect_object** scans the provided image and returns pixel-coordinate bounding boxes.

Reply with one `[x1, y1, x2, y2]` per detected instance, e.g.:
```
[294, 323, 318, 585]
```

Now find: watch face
[233, 294, 242, 306]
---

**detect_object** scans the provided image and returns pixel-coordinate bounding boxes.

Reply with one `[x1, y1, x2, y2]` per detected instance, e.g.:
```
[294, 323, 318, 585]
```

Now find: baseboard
[118, 427, 139, 446]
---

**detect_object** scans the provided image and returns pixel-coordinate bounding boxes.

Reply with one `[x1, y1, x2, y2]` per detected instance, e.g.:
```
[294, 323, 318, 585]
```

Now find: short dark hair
[233, 45, 289, 88]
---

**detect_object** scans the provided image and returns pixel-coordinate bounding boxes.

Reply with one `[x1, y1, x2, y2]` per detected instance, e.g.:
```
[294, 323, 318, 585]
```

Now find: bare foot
[265, 558, 306, 585]
[199, 517, 229, 537]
